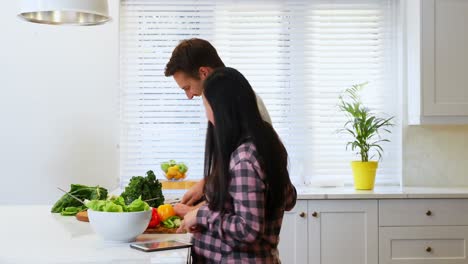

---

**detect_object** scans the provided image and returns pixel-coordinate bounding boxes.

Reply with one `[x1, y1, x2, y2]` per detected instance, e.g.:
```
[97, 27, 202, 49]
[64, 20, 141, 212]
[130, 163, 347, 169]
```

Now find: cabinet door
[278, 200, 308, 264]
[422, 0, 468, 116]
[380, 226, 468, 264]
[308, 200, 378, 264]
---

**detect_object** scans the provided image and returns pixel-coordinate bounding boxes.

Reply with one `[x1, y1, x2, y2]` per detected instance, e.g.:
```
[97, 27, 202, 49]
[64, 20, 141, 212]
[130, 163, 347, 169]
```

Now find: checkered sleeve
[196, 158, 265, 246]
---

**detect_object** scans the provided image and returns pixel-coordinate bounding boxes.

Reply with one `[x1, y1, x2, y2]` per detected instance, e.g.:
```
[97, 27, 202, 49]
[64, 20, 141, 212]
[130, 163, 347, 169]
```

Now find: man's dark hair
[164, 38, 225, 79]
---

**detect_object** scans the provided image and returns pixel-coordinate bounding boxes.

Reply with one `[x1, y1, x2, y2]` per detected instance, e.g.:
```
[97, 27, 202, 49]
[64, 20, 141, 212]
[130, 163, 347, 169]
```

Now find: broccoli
[121, 170, 164, 208]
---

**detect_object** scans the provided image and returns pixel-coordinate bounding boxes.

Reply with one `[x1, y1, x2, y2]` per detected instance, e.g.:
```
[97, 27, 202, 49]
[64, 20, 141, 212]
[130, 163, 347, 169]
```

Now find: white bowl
[88, 209, 152, 243]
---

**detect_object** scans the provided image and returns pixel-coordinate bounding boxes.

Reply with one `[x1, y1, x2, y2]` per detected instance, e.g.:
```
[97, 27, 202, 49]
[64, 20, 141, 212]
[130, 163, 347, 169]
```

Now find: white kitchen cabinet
[379, 199, 468, 264]
[407, 0, 468, 124]
[380, 226, 468, 264]
[279, 200, 378, 264]
[379, 199, 468, 226]
[308, 200, 378, 264]
[278, 200, 308, 264]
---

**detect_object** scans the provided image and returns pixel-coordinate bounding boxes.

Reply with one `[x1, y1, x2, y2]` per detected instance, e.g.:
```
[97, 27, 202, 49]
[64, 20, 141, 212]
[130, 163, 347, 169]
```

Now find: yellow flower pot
[351, 161, 378, 190]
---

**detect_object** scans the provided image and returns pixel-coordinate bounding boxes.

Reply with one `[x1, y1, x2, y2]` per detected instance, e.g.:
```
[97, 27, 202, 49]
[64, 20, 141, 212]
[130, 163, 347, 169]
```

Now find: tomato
[147, 208, 160, 228]
[157, 204, 175, 221]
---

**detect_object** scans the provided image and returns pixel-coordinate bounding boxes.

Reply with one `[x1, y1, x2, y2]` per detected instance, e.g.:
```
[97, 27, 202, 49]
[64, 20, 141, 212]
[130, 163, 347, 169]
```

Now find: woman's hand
[173, 203, 193, 218]
[181, 179, 205, 205]
[177, 207, 200, 233]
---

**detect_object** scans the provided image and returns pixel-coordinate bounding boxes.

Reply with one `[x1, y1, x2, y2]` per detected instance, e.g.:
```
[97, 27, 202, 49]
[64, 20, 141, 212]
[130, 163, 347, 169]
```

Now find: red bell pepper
[147, 207, 160, 228]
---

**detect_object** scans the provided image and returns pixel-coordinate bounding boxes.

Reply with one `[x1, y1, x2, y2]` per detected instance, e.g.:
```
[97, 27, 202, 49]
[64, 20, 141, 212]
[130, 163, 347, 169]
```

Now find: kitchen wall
[0, 1, 120, 204]
[403, 125, 468, 186]
[400, 0, 468, 188]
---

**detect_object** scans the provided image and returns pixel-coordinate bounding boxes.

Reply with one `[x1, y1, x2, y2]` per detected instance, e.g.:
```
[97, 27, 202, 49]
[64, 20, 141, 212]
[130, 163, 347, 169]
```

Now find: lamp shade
[18, 0, 110, 26]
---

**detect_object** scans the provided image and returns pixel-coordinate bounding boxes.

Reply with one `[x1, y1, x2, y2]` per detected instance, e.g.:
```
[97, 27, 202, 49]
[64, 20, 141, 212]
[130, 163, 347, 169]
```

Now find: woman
[178, 67, 297, 263]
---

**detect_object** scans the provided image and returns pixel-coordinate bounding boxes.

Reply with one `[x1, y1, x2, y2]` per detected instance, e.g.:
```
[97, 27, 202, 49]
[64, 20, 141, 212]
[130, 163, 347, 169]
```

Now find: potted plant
[338, 83, 394, 190]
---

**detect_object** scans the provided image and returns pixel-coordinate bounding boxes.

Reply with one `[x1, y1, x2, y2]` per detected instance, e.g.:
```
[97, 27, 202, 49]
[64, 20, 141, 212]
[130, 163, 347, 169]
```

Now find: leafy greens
[121, 170, 164, 208]
[51, 184, 108, 216]
[86, 196, 150, 212]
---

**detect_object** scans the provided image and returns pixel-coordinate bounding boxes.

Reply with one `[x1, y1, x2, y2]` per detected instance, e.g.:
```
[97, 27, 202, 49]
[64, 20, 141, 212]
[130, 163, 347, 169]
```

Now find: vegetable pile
[51, 184, 108, 216]
[147, 203, 182, 229]
[51, 182, 182, 230]
[161, 160, 188, 180]
[52, 169, 172, 226]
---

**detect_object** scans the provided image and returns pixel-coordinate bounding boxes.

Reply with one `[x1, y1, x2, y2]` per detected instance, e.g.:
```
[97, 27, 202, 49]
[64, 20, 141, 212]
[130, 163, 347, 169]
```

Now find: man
[164, 38, 272, 212]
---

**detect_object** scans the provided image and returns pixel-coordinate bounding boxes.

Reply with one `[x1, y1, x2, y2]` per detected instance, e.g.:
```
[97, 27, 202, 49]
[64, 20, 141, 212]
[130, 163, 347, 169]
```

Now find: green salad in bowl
[86, 196, 152, 243]
[86, 196, 150, 212]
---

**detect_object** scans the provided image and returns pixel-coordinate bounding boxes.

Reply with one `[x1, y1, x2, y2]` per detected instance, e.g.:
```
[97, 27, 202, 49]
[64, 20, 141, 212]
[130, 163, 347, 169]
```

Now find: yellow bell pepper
[157, 204, 175, 221]
[166, 166, 179, 180]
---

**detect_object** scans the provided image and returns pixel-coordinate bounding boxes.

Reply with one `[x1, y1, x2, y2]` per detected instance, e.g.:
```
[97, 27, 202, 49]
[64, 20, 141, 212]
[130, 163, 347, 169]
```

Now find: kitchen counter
[296, 186, 468, 199]
[0, 206, 191, 264]
[165, 186, 468, 200]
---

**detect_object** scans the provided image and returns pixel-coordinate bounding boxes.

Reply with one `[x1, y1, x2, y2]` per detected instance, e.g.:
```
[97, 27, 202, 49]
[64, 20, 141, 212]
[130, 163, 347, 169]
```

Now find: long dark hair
[202, 67, 290, 218]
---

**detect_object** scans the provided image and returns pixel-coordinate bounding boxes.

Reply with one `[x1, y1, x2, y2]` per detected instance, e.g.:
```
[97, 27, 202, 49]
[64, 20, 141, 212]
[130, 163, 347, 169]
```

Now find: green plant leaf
[337, 82, 395, 162]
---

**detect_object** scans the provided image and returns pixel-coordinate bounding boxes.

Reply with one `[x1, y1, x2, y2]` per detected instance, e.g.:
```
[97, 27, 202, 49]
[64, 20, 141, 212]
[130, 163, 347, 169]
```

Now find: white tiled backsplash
[403, 125, 468, 186]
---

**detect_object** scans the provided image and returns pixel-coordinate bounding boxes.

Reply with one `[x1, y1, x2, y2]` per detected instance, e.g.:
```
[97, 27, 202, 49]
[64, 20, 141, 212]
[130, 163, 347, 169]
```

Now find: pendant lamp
[18, 0, 110, 26]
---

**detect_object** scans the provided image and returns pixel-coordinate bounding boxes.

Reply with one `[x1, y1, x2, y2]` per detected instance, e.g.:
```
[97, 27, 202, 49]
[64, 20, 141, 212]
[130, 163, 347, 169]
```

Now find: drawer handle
[312, 212, 318, 218]
[299, 212, 306, 218]
[426, 246, 432, 253]
[426, 210, 432, 216]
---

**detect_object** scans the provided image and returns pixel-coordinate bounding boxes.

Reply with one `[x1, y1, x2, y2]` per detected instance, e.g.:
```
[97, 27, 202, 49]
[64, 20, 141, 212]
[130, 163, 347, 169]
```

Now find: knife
[146, 197, 180, 205]
[57, 187, 86, 205]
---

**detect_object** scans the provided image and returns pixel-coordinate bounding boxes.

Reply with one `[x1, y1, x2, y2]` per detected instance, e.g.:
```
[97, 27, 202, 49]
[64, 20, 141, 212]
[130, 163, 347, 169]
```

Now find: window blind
[120, 0, 401, 187]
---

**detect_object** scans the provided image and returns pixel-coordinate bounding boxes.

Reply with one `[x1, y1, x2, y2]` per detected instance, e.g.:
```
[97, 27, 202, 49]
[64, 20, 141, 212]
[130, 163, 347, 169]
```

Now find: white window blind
[120, 0, 401, 187]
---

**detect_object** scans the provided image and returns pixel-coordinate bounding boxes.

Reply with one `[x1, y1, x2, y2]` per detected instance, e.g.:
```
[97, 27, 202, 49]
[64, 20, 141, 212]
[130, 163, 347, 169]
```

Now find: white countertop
[0, 206, 191, 264]
[2, 188, 468, 263]
[296, 186, 468, 199]
[165, 186, 468, 200]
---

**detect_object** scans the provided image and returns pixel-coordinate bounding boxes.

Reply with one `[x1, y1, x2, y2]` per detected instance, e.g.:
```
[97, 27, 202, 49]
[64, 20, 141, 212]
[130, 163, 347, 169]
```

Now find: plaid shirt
[193, 142, 297, 263]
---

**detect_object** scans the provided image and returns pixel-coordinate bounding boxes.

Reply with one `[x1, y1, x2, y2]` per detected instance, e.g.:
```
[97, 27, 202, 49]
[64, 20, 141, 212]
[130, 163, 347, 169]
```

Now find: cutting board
[76, 210, 89, 222]
[75, 210, 181, 234]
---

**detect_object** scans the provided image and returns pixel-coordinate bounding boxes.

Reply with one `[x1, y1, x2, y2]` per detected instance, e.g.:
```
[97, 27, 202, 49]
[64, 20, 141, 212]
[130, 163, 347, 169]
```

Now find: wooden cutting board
[75, 210, 181, 233]
[144, 226, 180, 234]
[76, 210, 89, 222]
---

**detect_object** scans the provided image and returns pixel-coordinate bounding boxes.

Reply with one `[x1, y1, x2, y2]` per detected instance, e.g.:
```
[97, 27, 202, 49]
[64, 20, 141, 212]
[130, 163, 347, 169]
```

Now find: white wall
[0, 2, 120, 204]
[403, 125, 468, 186]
